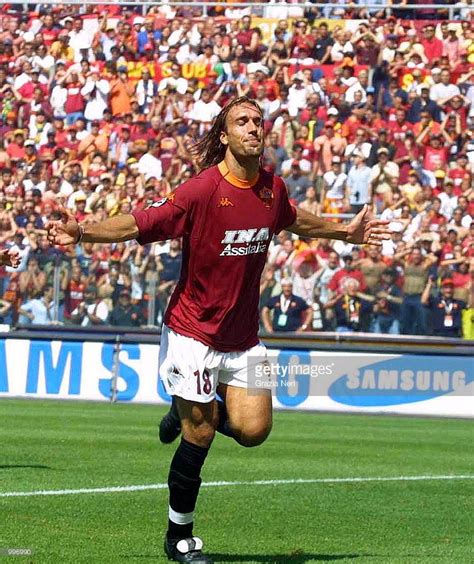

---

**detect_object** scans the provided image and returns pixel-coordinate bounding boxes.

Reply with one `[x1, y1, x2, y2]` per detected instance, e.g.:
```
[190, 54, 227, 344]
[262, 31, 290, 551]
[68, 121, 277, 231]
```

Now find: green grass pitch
[1, 399, 472, 563]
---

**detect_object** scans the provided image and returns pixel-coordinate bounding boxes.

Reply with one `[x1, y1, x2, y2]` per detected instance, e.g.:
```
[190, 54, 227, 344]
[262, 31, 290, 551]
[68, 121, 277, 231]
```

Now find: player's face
[221, 104, 264, 159]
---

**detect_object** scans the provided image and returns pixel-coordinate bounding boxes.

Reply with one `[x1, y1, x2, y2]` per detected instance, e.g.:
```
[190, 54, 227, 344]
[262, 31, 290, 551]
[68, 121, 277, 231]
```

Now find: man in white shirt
[281, 145, 312, 176]
[321, 156, 348, 208]
[430, 69, 461, 106]
[81, 72, 110, 122]
[288, 73, 308, 117]
[186, 89, 222, 128]
[19, 285, 55, 325]
[71, 286, 109, 327]
[68, 17, 93, 63]
[158, 64, 189, 96]
[438, 179, 458, 219]
[344, 129, 372, 170]
[138, 140, 163, 181]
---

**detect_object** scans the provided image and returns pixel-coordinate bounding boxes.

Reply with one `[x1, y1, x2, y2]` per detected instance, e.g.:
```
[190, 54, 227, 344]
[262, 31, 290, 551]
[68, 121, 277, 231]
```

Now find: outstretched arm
[47, 208, 139, 246]
[288, 205, 391, 246]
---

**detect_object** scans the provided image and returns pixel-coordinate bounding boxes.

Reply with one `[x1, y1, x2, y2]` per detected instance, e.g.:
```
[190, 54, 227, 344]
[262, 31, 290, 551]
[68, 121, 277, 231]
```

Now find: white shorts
[159, 324, 267, 403]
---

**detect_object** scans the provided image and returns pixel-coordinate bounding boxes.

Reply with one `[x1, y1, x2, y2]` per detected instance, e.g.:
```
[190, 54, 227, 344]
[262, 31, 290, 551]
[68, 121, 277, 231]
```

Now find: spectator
[421, 278, 466, 338]
[0, 6, 471, 338]
[398, 246, 438, 335]
[347, 153, 372, 214]
[18, 284, 54, 325]
[320, 155, 348, 217]
[261, 278, 312, 333]
[325, 278, 372, 333]
[109, 288, 143, 327]
[71, 285, 109, 326]
[284, 162, 312, 203]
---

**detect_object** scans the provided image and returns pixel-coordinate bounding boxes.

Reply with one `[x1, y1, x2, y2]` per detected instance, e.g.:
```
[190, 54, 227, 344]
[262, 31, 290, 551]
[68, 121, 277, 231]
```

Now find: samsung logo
[328, 356, 473, 407]
[345, 370, 466, 392]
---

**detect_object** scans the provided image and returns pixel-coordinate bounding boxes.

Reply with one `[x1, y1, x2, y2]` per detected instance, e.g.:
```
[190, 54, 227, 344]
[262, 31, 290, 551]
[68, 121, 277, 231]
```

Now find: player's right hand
[0, 249, 20, 268]
[46, 207, 80, 246]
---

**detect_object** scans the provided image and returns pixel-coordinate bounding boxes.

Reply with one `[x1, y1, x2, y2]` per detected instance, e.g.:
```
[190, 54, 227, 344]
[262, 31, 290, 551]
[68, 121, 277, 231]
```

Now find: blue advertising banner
[0, 339, 472, 417]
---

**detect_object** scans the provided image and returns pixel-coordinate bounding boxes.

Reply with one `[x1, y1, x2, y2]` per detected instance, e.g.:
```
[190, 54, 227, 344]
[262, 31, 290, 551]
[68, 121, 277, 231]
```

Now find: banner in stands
[0, 339, 472, 418]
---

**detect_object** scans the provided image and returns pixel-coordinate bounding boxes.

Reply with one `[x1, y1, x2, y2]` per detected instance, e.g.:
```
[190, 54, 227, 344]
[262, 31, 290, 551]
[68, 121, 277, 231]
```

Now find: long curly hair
[190, 96, 263, 172]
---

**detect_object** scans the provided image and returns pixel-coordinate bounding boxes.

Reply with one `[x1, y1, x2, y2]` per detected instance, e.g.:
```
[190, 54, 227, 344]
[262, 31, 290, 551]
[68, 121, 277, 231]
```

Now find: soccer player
[0, 249, 20, 268]
[47, 97, 391, 563]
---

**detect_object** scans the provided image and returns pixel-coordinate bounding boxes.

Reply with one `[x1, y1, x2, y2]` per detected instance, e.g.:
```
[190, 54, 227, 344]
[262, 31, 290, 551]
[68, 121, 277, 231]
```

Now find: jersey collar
[218, 160, 259, 189]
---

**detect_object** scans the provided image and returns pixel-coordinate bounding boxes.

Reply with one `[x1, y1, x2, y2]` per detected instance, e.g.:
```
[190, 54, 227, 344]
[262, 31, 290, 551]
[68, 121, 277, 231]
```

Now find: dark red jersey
[132, 161, 297, 351]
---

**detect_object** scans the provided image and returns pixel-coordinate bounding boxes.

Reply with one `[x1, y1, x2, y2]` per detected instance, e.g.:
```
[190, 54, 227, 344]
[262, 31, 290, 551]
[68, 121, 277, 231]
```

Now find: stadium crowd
[0, 2, 473, 338]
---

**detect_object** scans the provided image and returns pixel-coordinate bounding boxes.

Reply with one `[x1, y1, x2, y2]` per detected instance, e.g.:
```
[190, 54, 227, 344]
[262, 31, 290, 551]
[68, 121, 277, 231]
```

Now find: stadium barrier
[1, 326, 472, 418]
[3, 2, 468, 20]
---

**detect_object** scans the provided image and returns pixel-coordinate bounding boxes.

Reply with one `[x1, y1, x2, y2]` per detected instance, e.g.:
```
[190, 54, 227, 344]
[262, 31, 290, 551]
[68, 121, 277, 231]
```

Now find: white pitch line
[1, 475, 473, 499]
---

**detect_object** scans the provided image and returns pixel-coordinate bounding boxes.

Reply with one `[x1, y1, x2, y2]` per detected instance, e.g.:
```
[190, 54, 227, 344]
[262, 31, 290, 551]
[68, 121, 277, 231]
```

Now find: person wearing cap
[437, 178, 458, 219]
[70, 284, 109, 327]
[421, 277, 466, 337]
[261, 278, 312, 333]
[50, 31, 74, 61]
[6, 129, 26, 163]
[344, 129, 372, 171]
[283, 160, 312, 204]
[109, 287, 143, 327]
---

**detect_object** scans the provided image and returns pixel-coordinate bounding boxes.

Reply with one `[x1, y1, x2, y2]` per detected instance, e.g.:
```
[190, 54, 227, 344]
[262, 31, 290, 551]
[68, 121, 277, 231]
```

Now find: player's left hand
[346, 205, 391, 246]
[0, 248, 21, 268]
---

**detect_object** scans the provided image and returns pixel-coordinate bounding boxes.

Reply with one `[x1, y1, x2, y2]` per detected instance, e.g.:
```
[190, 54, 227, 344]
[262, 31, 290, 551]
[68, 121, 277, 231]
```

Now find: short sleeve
[266, 296, 278, 310]
[275, 178, 297, 233]
[131, 187, 191, 245]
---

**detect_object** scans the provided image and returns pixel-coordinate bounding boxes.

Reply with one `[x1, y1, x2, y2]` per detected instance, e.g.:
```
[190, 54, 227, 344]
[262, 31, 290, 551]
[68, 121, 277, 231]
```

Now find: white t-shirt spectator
[281, 157, 312, 175]
[72, 300, 109, 327]
[323, 170, 347, 199]
[438, 192, 458, 219]
[344, 81, 367, 104]
[81, 79, 110, 122]
[345, 142, 372, 162]
[50, 84, 67, 117]
[20, 298, 53, 325]
[187, 100, 221, 124]
[331, 40, 353, 62]
[429, 82, 460, 103]
[288, 85, 307, 117]
[138, 152, 163, 180]
[158, 76, 189, 95]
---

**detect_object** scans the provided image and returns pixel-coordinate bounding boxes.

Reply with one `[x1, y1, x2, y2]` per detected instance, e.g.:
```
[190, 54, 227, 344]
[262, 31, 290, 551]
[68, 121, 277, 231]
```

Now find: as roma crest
[258, 187, 274, 209]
